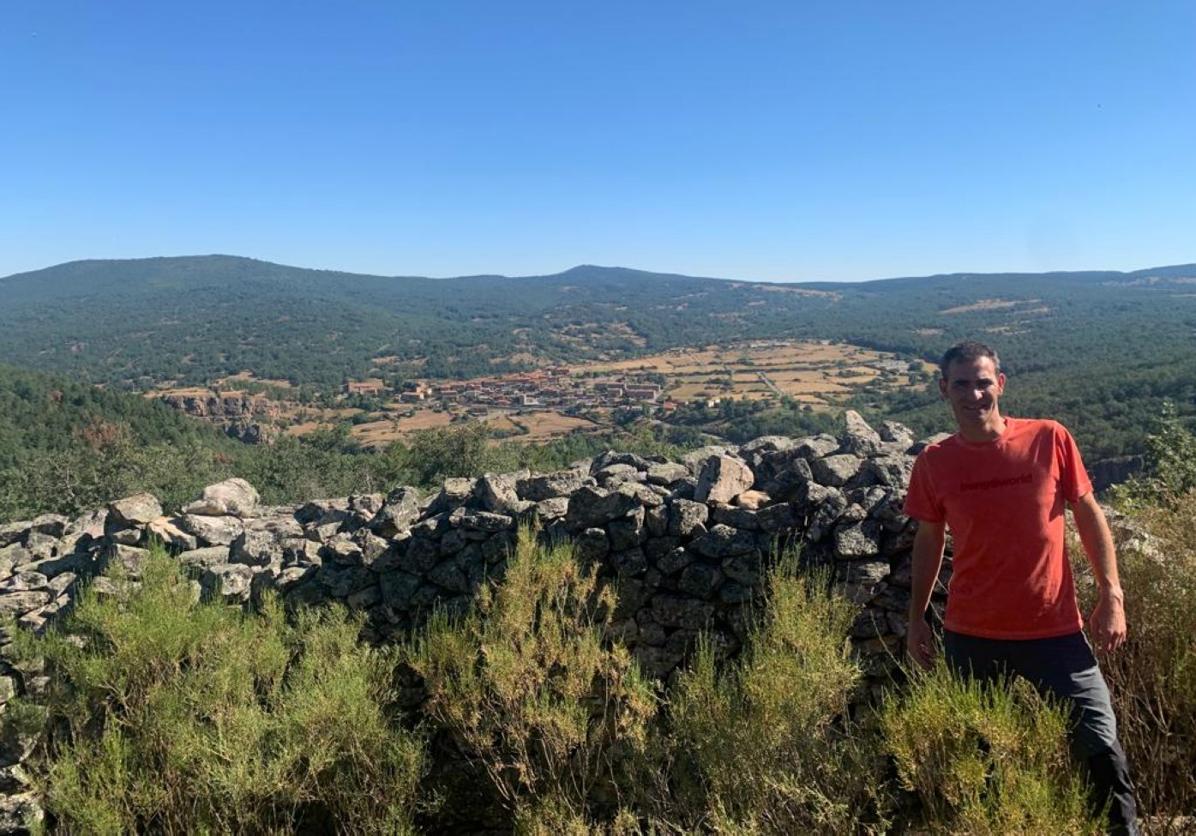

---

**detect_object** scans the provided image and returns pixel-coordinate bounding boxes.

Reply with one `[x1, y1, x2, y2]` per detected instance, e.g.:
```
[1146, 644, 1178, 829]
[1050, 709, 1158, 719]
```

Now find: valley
[147, 339, 928, 448]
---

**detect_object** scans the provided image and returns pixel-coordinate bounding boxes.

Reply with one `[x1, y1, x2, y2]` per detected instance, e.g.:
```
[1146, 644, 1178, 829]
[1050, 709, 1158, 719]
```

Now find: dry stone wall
[0, 410, 956, 829]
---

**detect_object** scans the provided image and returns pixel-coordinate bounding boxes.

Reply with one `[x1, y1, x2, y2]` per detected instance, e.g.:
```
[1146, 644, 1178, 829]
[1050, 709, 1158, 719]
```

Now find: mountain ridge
[5, 253, 1196, 291]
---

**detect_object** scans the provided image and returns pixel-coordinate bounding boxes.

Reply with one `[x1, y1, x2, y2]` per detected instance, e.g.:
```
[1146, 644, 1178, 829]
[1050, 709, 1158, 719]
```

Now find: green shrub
[7, 551, 425, 835]
[882, 664, 1101, 834]
[1087, 493, 1196, 825]
[663, 563, 888, 833]
[405, 528, 656, 828]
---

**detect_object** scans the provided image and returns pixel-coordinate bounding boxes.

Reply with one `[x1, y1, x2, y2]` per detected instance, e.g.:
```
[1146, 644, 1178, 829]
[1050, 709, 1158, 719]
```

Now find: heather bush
[1085, 493, 1196, 829]
[882, 664, 1101, 834]
[404, 528, 656, 828]
[661, 563, 889, 833]
[5, 551, 425, 835]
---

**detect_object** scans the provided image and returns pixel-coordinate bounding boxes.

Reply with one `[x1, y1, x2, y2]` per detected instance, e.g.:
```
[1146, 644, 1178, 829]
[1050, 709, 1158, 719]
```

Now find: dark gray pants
[943, 629, 1138, 835]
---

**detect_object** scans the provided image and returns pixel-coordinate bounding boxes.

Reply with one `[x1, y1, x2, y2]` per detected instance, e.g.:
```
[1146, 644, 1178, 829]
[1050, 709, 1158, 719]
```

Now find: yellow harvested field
[513, 411, 599, 440]
[392, 409, 455, 433]
[348, 409, 456, 447]
[562, 340, 918, 406]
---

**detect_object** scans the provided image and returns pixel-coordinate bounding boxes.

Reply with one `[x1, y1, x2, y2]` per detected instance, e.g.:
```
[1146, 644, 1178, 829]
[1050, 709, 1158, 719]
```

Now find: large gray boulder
[565, 486, 642, 530]
[108, 493, 163, 527]
[475, 471, 528, 514]
[838, 410, 883, 456]
[694, 456, 755, 504]
[667, 499, 709, 538]
[183, 478, 260, 517]
[811, 454, 862, 488]
[369, 487, 422, 537]
[517, 467, 589, 501]
[178, 514, 244, 547]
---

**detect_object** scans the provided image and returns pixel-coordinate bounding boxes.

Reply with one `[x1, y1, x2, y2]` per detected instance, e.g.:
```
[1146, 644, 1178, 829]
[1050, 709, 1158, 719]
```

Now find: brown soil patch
[512, 411, 598, 440]
[391, 409, 455, 433]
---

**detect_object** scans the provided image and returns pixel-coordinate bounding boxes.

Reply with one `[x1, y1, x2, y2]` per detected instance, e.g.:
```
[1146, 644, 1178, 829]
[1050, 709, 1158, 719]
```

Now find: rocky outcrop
[0, 413, 959, 828]
[159, 392, 281, 445]
[160, 392, 280, 421]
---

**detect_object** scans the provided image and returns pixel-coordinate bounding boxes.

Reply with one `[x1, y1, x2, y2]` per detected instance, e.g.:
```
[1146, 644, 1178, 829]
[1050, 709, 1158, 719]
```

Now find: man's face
[939, 356, 1006, 430]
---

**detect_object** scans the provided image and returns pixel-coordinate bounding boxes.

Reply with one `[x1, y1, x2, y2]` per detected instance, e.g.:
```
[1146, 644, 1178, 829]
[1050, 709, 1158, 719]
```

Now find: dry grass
[216, 370, 294, 388]
[509, 411, 596, 440]
[939, 298, 1030, 314]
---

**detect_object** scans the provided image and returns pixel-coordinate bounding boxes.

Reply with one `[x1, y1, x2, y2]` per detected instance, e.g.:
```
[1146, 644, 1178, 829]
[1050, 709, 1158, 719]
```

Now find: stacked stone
[0, 413, 952, 679]
[0, 412, 960, 824]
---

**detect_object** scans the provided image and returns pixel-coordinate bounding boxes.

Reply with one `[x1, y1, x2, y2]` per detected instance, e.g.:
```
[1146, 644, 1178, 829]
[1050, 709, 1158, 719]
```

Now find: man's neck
[957, 413, 1008, 443]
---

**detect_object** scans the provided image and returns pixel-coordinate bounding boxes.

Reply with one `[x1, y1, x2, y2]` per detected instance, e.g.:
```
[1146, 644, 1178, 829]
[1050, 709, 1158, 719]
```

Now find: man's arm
[906, 518, 947, 670]
[1071, 491, 1127, 653]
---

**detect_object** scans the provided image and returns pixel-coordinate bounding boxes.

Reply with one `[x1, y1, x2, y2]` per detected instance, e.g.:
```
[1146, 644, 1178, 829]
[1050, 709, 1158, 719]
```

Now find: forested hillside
[2, 255, 1195, 461]
[0, 364, 692, 523]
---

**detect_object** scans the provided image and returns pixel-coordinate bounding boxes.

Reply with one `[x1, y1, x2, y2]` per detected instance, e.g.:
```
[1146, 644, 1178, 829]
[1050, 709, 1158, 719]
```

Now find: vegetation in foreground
[2, 409, 1195, 832]
[8, 503, 1194, 834]
[5, 556, 424, 834]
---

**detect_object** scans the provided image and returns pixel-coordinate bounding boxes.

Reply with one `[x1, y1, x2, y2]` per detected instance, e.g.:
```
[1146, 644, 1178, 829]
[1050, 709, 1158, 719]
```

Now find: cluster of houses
[344, 367, 669, 416]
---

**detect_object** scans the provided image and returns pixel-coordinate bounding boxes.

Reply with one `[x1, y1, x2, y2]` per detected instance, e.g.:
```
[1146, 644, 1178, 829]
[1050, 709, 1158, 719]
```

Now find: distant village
[346, 366, 676, 416]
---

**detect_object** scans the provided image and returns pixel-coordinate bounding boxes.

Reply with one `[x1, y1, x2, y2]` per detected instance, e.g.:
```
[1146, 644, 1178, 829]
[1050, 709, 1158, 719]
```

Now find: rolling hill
[2, 255, 1196, 458]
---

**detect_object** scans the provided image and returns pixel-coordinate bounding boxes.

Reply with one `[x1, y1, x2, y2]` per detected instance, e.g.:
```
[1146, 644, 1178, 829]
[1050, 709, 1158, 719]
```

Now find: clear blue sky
[2, 1, 1194, 281]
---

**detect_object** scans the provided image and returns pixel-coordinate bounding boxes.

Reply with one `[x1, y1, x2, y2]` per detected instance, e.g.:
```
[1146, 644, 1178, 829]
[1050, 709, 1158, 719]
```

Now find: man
[903, 340, 1137, 833]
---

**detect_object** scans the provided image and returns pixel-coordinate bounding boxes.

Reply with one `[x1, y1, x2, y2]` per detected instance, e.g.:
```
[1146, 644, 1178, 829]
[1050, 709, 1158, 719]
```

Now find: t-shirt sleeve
[903, 453, 945, 523]
[1055, 423, 1093, 503]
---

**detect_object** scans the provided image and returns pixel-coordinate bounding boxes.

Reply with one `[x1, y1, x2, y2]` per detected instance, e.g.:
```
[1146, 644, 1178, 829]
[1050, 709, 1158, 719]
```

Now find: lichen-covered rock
[677, 563, 723, 599]
[0, 591, 51, 617]
[177, 546, 231, 572]
[650, 595, 715, 630]
[834, 519, 883, 558]
[645, 462, 690, 486]
[576, 528, 612, 562]
[369, 487, 422, 537]
[475, 471, 530, 514]
[517, 467, 589, 501]
[680, 445, 733, 475]
[666, 499, 708, 538]
[607, 507, 646, 552]
[839, 410, 883, 456]
[811, 454, 862, 487]
[566, 486, 642, 530]
[200, 563, 254, 603]
[690, 524, 757, 559]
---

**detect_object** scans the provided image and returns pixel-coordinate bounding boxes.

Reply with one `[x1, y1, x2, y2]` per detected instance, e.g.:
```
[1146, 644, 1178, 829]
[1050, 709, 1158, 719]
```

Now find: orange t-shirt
[903, 417, 1092, 639]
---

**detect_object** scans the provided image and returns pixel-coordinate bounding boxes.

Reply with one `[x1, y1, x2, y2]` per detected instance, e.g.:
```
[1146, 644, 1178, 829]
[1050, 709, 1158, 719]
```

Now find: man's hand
[906, 615, 937, 670]
[1089, 587, 1127, 653]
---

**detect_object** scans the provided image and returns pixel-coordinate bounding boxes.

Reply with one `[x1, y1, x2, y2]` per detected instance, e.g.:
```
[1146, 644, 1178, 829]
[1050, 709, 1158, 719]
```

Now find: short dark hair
[939, 341, 1001, 379]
